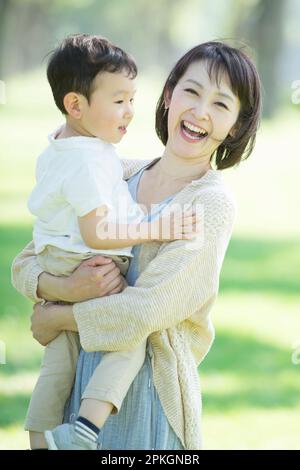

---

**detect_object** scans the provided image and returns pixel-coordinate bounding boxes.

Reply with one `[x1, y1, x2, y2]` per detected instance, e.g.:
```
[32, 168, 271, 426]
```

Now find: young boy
[26, 34, 195, 450]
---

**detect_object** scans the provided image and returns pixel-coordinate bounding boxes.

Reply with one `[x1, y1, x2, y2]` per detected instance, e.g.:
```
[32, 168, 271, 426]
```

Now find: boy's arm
[78, 205, 198, 250]
[78, 205, 154, 250]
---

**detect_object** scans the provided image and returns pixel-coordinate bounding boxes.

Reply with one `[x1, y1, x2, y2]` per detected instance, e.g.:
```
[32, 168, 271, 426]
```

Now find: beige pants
[25, 245, 146, 432]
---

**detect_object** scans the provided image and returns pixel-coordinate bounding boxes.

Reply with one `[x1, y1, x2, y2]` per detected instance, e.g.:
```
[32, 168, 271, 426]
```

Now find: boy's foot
[45, 423, 97, 450]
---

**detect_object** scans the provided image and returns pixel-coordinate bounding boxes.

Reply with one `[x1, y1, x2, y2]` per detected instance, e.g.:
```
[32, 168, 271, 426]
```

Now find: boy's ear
[63, 92, 82, 118]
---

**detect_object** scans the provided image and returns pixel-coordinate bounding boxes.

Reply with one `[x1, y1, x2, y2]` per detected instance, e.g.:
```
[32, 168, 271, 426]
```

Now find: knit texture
[11, 158, 236, 450]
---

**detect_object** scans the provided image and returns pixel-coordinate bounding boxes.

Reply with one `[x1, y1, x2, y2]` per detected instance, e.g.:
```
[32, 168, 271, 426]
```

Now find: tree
[0, 0, 11, 78]
[232, 0, 286, 118]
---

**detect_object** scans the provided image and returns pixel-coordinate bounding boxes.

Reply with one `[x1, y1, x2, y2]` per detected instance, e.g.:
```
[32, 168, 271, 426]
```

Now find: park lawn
[0, 69, 299, 449]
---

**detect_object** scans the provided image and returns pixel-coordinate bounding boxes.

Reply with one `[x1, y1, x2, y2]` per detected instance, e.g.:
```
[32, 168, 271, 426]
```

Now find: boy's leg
[29, 431, 48, 450]
[35, 251, 132, 448]
[79, 340, 147, 428]
[31, 246, 88, 448]
[26, 331, 80, 448]
[70, 256, 132, 432]
[50, 341, 147, 449]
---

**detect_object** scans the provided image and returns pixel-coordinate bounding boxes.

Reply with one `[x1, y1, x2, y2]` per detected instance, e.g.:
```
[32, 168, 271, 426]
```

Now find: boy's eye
[114, 100, 124, 104]
[184, 88, 198, 95]
[130, 98, 134, 104]
[216, 102, 228, 110]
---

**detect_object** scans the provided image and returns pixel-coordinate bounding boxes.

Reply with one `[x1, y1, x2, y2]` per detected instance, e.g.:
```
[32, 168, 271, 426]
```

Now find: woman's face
[165, 61, 240, 162]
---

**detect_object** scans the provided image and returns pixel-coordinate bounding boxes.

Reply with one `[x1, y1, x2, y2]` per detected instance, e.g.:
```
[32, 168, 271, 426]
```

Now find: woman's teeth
[181, 120, 208, 140]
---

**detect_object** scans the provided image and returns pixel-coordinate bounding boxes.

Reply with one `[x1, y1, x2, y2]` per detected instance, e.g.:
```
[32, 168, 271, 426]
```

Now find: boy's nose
[125, 109, 133, 118]
[125, 102, 134, 118]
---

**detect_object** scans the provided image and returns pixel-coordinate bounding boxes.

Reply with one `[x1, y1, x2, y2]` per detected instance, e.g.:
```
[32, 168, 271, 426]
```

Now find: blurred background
[0, 0, 299, 450]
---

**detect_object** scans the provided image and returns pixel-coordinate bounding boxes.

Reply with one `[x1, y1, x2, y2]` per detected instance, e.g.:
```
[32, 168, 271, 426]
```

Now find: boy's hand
[151, 207, 201, 242]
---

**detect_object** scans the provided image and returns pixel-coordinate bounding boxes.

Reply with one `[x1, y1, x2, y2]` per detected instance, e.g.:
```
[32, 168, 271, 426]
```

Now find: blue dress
[64, 165, 184, 450]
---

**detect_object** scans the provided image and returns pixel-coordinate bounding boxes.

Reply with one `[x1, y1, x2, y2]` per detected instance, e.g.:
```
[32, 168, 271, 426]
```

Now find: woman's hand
[37, 255, 126, 303]
[65, 256, 126, 302]
[31, 302, 60, 346]
[31, 301, 76, 346]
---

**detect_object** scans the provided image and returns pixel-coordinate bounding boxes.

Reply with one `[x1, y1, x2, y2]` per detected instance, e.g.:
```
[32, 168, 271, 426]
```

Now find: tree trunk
[0, 0, 11, 78]
[252, 0, 286, 118]
[232, 0, 286, 118]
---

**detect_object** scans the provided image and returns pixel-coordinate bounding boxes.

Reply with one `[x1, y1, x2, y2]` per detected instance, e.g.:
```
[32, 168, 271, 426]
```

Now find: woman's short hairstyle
[156, 41, 262, 169]
[47, 33, 137, 114]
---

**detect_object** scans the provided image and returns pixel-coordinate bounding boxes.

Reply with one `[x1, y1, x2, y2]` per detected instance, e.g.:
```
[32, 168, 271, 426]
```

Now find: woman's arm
[30, 302, 78, 346]
[31, 233, 220, 347]
[11, 241, 45, 303]
[70, 192, 236, 353]
[11, 241, 125, 303]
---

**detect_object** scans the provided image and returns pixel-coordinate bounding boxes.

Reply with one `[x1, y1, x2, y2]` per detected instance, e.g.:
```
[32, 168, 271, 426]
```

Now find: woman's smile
[180, 119, 209, 143]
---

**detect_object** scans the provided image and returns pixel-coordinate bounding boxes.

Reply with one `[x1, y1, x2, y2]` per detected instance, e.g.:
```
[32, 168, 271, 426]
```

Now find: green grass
[0, 68, 299, 449]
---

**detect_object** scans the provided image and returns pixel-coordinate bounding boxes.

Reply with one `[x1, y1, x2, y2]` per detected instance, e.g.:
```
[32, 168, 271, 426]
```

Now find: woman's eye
[130, 98, 134, 104]
[184, 88, 198, 95]
[216, 102, 228, 110]
[115, 100, 124, 104]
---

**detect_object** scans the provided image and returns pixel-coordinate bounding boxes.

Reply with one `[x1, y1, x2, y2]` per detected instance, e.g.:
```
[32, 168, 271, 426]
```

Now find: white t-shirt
[28, 129, 145, 258]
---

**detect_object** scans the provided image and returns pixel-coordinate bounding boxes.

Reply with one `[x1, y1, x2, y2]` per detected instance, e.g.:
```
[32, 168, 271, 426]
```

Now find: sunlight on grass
[0, 372, 37, 394]
[213, 292, 300, 348]
[0, 426, 29, 450]
[202, 409, 300, 450]
[0, 316, 42, 374]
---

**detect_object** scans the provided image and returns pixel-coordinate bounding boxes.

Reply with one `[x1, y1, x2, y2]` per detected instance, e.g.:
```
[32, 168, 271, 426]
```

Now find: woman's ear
[63, 92, 82, 119]
[228, 122, 240, 138]
[164, 89, 172, 110]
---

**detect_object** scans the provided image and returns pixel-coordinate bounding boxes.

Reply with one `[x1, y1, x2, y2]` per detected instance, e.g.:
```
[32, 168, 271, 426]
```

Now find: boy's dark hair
[156, 41, 262, 170]
[47, 33, 137, 114]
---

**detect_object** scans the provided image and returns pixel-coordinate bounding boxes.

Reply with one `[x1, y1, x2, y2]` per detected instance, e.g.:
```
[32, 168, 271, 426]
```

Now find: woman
[12, 41, 261, 450]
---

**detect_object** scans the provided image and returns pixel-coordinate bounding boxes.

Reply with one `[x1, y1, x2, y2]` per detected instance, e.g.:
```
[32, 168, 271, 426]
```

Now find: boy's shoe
[45, 423, 97, 450]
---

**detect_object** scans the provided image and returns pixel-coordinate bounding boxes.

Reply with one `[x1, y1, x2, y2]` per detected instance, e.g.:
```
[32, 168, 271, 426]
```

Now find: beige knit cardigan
[11, 157, 236, 450]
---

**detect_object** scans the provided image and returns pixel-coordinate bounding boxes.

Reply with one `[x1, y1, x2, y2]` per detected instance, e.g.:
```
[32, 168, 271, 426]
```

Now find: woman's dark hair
[156, 41, 262, 169]
[47, 33, 137, 114]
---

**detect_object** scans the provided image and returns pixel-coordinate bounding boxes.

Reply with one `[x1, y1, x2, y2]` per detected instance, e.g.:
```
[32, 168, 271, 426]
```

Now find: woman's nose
[193, 102, 209, 121]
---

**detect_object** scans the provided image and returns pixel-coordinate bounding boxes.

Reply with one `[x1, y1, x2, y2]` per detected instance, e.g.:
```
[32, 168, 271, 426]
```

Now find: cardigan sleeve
[73, 190, 236, 353]
[11, 241, 44, 303]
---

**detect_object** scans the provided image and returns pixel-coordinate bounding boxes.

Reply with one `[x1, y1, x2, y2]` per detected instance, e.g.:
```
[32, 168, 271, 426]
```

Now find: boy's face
[80, 71, 136, 143]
